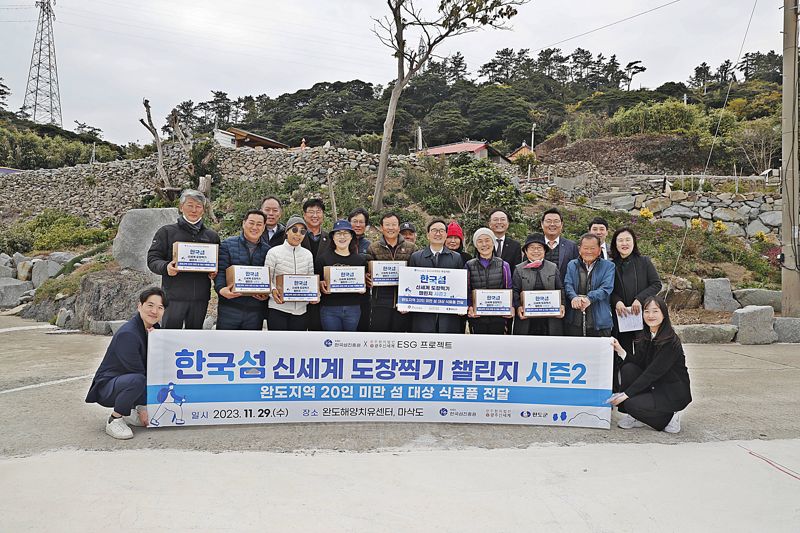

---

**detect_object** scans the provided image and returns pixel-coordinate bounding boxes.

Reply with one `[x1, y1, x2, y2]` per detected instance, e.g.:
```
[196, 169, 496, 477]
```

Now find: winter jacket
[262, 223, 286, 248]
[85, 313, 153, 403]
[265, 240, 315, 316]
[564, 257, 615, 331]
[356, 236, 371, 254]
[147, 217, 220, 302]
[215, 233, 271, 310]
[624, 332, 692, 411]
[512, 259, 564, 336]
[365, 236, 416, 308]
[407, 246, 465, 333]
[511, 259, 563, 307]
[611, 254, 662, 308]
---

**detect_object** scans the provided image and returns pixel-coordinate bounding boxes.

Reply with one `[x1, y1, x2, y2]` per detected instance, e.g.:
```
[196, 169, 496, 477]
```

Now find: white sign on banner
[396, 266, 468, 315]
[147, 330, 613, 429]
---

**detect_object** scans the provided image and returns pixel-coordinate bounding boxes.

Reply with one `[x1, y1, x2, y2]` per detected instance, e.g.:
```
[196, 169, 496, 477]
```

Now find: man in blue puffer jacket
[215, 210, 271, 330]
[564, 233, 615, 337]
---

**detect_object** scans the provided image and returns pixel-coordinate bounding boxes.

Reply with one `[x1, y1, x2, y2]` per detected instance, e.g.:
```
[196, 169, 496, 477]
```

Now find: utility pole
[527, 123, 536, 182]
[23, 0, 62, 126]
[781, 0, 800, 317]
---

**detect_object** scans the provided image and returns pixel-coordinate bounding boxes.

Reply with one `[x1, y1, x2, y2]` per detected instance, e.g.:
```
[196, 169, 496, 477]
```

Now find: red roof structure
[421, 140, 511, 164]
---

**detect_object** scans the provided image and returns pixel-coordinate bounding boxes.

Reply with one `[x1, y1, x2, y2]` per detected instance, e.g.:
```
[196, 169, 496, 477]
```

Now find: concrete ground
[1, 315, 799, 531]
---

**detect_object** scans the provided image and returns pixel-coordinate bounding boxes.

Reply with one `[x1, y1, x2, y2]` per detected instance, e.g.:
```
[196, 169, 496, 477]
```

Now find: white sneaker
[123, 406, 146, 427]
[617, 414, 645, 429]
[105, 416, 133, 440]
[663, 412, 681, 433]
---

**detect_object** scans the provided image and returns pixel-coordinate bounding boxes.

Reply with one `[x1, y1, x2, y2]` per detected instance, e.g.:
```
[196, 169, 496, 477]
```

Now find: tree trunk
[139, 99, 173, 200]
[372, 84, 403, 212]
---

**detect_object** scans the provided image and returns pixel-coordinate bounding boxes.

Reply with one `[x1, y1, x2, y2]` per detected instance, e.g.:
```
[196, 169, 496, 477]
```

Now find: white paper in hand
[617, 307, 644, 333]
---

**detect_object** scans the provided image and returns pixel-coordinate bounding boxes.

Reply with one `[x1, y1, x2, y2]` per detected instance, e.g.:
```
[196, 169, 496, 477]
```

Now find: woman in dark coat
[610, 295, 691, 433]
[610, 227, 662, 357]
[512, 234, 565, 336]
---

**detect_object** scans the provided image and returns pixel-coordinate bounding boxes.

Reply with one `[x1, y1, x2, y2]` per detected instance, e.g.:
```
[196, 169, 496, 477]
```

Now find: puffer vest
[466, 256, 505, 290]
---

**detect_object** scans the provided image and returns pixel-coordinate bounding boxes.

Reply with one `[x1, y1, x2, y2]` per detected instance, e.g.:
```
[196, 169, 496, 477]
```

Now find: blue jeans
[216, 304, 265, 330]
[320, 305, 361, 331]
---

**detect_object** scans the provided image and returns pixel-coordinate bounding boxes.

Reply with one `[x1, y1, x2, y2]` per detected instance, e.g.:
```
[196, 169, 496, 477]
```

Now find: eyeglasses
[429, 228, 447, 234]
[289, 226, 307, 235]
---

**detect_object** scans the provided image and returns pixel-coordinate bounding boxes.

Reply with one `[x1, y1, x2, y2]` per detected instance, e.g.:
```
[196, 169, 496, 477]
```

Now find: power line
[533, 0, 682, 52]
[666, 0, 758, 294]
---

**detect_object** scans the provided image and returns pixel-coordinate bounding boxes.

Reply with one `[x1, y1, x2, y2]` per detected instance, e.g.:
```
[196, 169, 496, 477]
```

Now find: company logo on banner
[146, 331, 613, 429]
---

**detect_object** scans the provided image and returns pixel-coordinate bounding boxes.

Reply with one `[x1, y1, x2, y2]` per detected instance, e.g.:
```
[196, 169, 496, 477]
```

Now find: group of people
[86, 188, 691, 438]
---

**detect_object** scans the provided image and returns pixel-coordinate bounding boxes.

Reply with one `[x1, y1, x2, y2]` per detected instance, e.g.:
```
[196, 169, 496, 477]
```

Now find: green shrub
[0, 209, 111, 253]
[0, 223, 34, 254]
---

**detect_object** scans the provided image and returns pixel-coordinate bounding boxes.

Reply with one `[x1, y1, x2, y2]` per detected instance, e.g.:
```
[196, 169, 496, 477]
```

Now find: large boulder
[31, 259, 62, 288]
[112, 208, 179, 274]
[16, 260, 34, 281]
[773, 317, 800, 343]
[610, 195, 635, 211]
[661, 205, 696, 218]
[74, 268, 157, 329]
[703, 278, 740, 311]
[12, 252, 30, 266]
[732, 305, 777, 345]
[732, 289, 781, 312]
[745, 218, 771, 238]
[48, 252, 77, 265]
[0, 264, 14, 278]
[758, 211, 782, 227]
[0, 253, 11, 267]
[643, 196, 671, 214]
[20, 294, 75, 323]
[712, 207, 746, 224]
[674, 324, 737, 344]
[0, 278, 34, 308]
[724, 223, 745, 237]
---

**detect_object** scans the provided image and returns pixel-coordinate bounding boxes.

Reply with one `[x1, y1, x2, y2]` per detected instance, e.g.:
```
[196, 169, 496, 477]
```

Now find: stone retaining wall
[611, 190, 782, 240]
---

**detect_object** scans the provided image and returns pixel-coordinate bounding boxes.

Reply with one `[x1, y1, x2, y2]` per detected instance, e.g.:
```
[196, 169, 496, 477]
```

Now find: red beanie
[447, 221, 464, 240]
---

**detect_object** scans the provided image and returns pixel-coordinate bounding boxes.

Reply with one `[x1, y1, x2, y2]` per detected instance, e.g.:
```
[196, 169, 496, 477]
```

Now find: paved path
[1, 315, 798, 531]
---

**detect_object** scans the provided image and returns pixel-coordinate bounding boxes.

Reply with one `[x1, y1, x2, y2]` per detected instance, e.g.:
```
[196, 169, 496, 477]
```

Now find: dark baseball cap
[399, 222, 416, 233]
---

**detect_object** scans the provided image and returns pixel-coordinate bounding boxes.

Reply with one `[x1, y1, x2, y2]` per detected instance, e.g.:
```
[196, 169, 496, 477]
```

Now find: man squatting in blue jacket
[85, 287, 167, 440]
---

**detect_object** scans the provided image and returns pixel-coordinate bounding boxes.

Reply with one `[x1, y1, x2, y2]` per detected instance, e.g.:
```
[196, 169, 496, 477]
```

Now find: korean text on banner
[396, 266, 468, 314]
[147, 331, 613, 429]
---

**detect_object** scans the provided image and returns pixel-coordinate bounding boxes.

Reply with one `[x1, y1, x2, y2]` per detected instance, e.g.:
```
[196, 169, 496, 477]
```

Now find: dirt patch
[671, 308, 733, 325]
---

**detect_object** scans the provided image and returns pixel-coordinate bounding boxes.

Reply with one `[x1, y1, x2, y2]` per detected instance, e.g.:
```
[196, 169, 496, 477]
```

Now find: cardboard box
[472, 289, 512, 317]
[172, 242, 218, 273]
[275, 274, 320, 302]
[323, 265, 366, 293]
[396, 266, 468, 315]
[225, 265, 271, 295]
[368, 260, 406, 286]
[521, 290, 562, 317]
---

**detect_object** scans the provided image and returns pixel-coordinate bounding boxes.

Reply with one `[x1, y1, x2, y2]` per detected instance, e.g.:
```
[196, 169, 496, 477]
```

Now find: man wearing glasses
[301, 198, 328, 330]
[406, 219, 466, 333]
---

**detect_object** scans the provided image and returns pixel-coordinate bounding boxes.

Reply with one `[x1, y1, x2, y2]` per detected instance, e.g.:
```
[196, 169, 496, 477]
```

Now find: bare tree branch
[139, 98, 173, 197]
